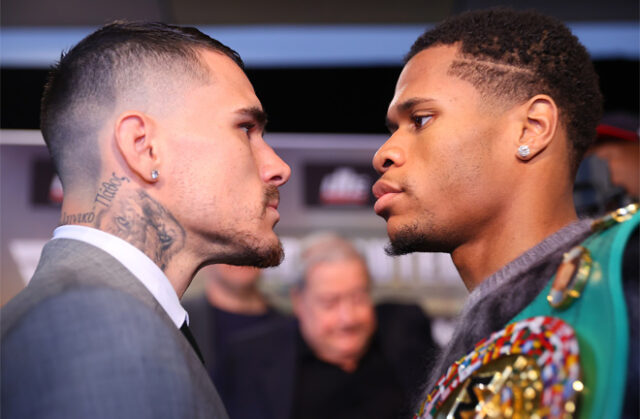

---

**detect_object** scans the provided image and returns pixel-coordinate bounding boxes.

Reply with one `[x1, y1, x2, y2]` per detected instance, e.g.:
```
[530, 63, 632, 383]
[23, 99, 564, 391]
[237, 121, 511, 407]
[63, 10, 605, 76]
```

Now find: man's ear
[515, 94, 558, 161]
[114, 111, 160, 183]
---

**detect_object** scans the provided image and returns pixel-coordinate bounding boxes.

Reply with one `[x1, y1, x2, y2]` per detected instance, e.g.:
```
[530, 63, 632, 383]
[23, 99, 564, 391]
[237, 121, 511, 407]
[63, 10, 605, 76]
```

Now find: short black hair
[406, 9, 602, 175]
[40, 21, 244, 187]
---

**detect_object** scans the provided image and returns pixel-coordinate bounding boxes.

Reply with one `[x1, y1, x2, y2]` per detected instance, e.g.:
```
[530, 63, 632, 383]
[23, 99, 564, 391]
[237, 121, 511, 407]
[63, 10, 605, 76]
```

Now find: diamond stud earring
[151, 170, 159, 180]
[517, 145, 531, 159]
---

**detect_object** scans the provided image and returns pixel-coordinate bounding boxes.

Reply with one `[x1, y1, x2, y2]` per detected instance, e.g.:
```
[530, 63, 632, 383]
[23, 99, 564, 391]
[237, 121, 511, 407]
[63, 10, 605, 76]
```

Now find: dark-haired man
[183, 264, 288, 387]
[372, 9, 638, 418]
[1, 22, 290, 419]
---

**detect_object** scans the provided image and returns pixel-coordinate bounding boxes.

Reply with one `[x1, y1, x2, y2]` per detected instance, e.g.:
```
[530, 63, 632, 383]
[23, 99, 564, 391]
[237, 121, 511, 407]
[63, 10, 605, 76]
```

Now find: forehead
[389, 44, 478, 113]
[305, 258, 369, 294]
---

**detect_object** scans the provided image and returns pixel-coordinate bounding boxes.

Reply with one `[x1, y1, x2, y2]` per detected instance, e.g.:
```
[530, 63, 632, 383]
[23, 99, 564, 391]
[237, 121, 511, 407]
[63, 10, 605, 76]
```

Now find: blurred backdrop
[1, 1, 638, 332]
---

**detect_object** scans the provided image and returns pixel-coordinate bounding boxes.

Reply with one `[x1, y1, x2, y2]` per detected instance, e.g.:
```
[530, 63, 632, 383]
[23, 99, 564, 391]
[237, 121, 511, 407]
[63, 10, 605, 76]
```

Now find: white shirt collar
[52, 225, 188, 329]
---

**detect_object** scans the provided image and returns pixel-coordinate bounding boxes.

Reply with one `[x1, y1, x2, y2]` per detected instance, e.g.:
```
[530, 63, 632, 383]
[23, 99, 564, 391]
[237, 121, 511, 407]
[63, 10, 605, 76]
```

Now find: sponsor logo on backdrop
[320, 167, 370, 205]
[304, 163, 376, 208]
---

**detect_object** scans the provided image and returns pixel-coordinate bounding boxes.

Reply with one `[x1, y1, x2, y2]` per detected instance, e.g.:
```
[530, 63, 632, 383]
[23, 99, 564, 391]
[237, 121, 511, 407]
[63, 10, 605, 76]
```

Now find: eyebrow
[236, 106, 268, 131]
[385, 97, 436, 132]
[397, 97, 436, 112]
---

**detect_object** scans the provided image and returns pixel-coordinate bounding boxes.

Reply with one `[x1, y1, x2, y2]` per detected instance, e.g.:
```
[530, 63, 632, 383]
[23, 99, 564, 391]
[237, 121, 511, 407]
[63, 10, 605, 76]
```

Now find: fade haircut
[406, 9, 602, 175]
[40, 21, 244, 188]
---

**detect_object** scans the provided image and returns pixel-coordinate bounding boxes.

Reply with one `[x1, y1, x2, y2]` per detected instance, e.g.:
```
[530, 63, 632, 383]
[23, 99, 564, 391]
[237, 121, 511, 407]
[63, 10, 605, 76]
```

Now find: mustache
[264, 186, 279, 206]
[261, 185, 280, 217]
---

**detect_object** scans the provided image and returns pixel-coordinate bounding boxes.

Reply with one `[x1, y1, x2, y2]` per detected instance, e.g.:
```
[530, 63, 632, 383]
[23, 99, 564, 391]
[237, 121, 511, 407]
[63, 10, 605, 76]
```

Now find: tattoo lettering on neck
[95, 173, 130, 208]
[59, 173, 130, 226]
[102, 190, 186, 271]
[60, 211, 95, 224]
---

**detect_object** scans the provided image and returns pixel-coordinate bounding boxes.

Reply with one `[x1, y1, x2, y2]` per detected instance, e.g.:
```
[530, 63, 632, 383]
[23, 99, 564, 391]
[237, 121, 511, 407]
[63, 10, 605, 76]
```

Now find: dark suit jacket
[218, 317, 298, 419]
[1, 239, 229, 419]
[183, 296, 220, 372]
[220, 303, 438, 419]
[184, 296, 292, 412]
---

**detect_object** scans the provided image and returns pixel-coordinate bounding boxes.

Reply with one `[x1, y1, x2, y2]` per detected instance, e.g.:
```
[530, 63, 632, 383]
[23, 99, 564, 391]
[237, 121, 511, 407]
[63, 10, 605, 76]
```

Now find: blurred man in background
[574, 114, 639, 216]
[184, 264, 287, 388]
[219, 233, 437, 419]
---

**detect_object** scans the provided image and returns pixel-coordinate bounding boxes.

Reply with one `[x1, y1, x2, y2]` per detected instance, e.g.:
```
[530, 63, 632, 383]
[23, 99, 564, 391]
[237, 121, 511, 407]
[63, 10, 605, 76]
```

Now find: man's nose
[372, 133, 406, 175]
[260, 142, 291, 187]
[337, 300, 359, 324]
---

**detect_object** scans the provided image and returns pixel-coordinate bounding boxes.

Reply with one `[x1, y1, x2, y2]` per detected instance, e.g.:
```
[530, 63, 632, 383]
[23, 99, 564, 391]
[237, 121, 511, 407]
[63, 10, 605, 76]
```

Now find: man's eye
[412, 115, 432, 128]
[240, 123, 254, 135]
[318, 298, 338, 310]
[351, 290, 371, 305]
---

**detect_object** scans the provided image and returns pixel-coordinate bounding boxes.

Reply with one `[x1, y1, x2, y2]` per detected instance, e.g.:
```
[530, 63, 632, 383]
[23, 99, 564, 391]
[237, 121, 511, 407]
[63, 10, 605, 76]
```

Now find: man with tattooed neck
[1, 22, 290, 419]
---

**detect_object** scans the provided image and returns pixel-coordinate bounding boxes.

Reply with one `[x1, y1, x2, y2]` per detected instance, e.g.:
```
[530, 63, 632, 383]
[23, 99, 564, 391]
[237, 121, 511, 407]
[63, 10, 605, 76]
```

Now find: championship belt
[416, 203, 639, 419]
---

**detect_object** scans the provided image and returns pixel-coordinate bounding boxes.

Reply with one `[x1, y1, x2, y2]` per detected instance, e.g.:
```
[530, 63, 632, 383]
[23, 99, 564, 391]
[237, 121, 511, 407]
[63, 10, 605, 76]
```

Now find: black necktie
[180, 322, 205, 365]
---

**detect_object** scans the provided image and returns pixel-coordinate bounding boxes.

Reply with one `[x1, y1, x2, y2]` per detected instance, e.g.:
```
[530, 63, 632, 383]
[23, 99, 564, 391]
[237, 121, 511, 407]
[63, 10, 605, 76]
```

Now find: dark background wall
[2, 0, 637, 25]
[3, 61, 638, 134]
[2, 0, 638, 132]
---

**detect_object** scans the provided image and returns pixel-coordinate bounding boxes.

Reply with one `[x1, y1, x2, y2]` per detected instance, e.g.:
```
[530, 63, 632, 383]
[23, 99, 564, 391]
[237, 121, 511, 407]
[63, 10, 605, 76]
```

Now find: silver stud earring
[517, 145, 531, 159]
[151, 170, 159, 180]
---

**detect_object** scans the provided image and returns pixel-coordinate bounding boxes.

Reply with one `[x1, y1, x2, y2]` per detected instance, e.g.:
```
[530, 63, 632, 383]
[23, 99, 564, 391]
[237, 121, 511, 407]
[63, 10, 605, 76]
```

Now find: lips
[264, 186, 280, 211]
[265, 199, 281, 225]
[372, 180, 402, 215]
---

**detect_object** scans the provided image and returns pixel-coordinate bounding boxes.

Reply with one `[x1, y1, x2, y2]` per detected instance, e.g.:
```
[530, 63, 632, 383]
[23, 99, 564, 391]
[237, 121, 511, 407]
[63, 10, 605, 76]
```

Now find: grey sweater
[424, 219, 593, 392]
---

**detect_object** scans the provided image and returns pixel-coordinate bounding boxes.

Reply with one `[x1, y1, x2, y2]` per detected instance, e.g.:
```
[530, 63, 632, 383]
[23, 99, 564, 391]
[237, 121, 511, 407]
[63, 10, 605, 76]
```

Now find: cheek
[235, 140, 264, 177]
[419, 138, 482, 197]
[355, 308, 375, 331]
[174, 149, 224, 191]
[319, 311, 339, 333]
[307, 309, 339, 338]
[301, 307, 332, 335]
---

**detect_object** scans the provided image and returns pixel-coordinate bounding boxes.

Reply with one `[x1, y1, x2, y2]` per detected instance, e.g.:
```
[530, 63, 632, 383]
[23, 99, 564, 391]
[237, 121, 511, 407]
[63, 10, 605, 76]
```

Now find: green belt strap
[510, 210, 639, 418]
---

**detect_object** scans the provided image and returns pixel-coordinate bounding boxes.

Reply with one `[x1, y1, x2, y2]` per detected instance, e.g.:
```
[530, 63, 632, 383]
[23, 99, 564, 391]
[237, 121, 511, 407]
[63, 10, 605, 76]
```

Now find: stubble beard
[385, 221, 428, 256]
[221, 235, 284, 268]
[385, 213, 455, 256]
[212, 185, 284, 268]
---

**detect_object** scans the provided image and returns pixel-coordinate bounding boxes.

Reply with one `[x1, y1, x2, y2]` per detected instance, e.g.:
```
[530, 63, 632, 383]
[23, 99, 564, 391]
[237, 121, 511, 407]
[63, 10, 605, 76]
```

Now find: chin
[253, 244, 284, 267]
[255, 235, 284, 266]
[335, 347, 362, 361]
[214, 230, 285, 268]
[384, 220, 422, 256]
[386, 218, 453, 255]
[388, 220, 459, 255]
[227, 242, 284, 267]
[339, 336, 369, 353]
